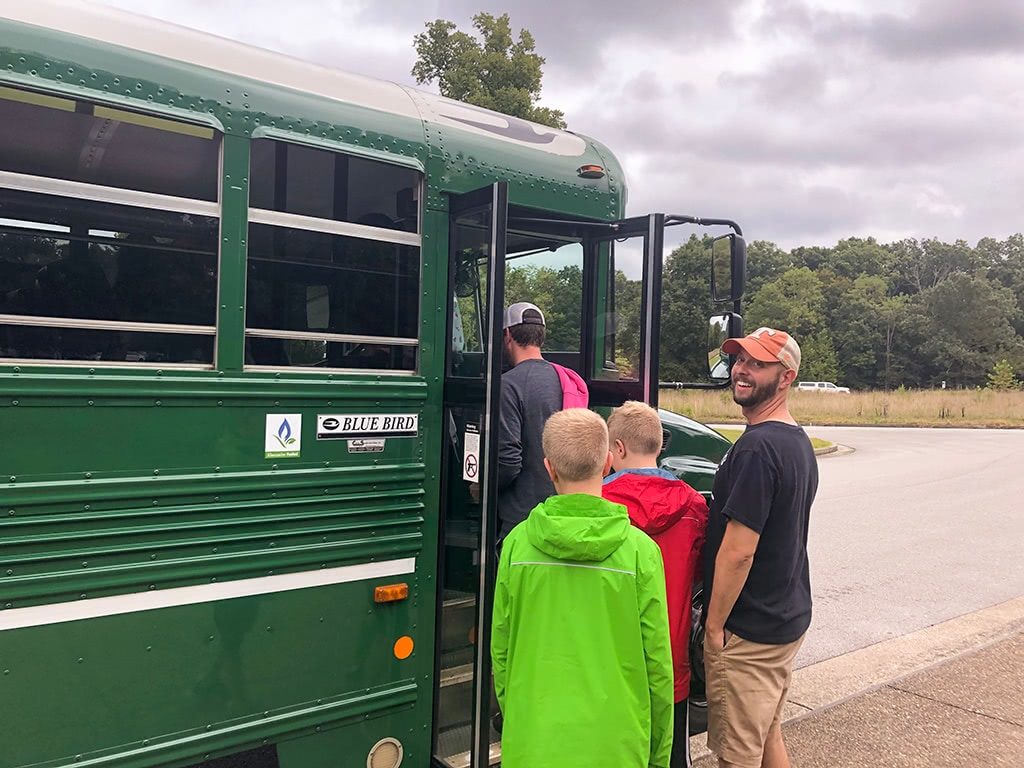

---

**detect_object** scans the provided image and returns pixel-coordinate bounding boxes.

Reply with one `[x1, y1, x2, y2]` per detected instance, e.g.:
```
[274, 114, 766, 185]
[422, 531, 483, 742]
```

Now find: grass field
[661, 388, 1024, 428]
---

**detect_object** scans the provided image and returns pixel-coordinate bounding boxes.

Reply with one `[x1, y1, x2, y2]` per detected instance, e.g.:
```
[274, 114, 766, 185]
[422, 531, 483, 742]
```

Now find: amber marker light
[577, 164, 605, 179]
[394, 636, 414, 660]
[374, 583, 409, 603]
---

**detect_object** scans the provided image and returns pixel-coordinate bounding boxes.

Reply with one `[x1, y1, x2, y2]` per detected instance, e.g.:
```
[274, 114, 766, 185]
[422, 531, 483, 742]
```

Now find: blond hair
[607, 400, 663, 456]
[542, 409, 609, 482]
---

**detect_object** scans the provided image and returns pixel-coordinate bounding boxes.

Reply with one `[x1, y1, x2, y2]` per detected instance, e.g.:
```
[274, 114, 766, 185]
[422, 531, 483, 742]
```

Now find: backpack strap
[549, 362, 589, 409]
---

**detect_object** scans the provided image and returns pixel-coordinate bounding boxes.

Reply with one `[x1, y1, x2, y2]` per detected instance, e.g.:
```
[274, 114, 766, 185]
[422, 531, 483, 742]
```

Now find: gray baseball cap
[503, 302, 545, 329]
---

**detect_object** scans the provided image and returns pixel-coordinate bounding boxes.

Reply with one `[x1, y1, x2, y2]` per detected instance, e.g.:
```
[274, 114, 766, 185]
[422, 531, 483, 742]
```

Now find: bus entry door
[431, 183, 507, 768]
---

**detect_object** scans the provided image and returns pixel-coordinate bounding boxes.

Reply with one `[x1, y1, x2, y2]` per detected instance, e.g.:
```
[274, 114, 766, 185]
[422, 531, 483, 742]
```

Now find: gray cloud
[359, 0, 746, 69]
[765, 0, 1024, 60]
[98, 0, 1024, 249]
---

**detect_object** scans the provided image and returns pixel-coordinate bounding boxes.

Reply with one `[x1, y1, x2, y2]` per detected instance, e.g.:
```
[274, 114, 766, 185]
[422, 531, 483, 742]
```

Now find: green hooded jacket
[492, 493, 674, 768]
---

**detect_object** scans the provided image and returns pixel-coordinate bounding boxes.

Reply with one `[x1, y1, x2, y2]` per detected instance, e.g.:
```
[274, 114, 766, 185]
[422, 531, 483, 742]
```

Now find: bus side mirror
[708, 312, 743, 381]
[711, 234, 746, 303]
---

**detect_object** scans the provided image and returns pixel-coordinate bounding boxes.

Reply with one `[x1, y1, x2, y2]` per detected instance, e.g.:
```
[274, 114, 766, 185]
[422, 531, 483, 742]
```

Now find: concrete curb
[689, 595, 1024, 761]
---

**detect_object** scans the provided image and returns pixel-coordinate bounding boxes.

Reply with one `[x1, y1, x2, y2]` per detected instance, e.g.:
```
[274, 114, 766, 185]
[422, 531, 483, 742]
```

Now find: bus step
[435, 722, 501, 768]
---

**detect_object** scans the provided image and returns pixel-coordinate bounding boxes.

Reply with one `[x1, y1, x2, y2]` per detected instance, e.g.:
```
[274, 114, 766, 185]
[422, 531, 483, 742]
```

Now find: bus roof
[1, 0, 626, 218]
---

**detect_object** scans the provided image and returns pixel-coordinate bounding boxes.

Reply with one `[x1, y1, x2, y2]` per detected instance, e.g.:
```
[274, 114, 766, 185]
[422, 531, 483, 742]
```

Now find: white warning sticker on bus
[463, 424, 481, 482]
[265, 414, 302, 459]
[317, 414, 419, 440]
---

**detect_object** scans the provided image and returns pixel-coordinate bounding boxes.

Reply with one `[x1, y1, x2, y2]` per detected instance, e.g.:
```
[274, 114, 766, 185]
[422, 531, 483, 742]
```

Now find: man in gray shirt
[496, 302, 563, 541]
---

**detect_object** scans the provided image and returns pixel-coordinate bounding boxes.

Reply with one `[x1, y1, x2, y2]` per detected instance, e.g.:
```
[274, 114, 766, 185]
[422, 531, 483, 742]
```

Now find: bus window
[596, 240, 642, 382]
[505, 238, 583, 359]
[0, 84, 218, 200]
[249, 139, 419, 233]
[245, 139, 422, 372]
[0, 85, 220, 365]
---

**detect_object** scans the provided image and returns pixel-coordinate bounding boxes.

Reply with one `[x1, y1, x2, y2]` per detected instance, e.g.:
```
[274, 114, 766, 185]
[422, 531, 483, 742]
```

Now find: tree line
[660, 234, 1024, 389]
[507, 234, 1024, 391]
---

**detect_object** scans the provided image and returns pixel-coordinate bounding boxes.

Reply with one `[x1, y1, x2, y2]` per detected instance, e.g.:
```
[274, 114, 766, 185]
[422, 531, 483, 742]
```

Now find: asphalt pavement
[692, 425, 1024, 766]
[693, 626, 1024, 767]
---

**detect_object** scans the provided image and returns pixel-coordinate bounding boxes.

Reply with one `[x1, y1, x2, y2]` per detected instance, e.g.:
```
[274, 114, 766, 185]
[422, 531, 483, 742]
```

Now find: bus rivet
[153, 470, 159, 476]
[84, 473, 91, 479]
[88, 400, 94, 406]
[11, 400, 17, 406]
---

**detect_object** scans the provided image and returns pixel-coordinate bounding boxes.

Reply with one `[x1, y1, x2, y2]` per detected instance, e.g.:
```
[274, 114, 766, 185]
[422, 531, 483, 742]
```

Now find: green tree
[825, 237, 889, 279]
[987, 359, 1019, 390]
[745, 267, 825, 338]
[745, 240, 791, 294]
[983, 234, 1024, 335]
[505, 264, 582, 350]
[412, 13, 566, 129]
[799, 331, 840, 382]
[829, 275, 888, 389]
[918, 273, 1020, 387]
[659, 236, 716, 381]
[885, 238, 979, 295]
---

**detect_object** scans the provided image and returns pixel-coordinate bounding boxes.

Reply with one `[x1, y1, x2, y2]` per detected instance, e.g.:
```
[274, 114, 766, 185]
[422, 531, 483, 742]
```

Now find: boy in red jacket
[603, 401, 709, 768]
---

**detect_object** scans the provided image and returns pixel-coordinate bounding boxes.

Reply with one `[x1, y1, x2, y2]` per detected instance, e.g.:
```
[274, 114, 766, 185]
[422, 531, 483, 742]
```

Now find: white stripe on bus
[0, 557, 416, 631]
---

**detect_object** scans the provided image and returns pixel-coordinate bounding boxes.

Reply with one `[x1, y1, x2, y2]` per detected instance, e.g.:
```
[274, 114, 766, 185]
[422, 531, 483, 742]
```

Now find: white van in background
[797, 381, 851, 393]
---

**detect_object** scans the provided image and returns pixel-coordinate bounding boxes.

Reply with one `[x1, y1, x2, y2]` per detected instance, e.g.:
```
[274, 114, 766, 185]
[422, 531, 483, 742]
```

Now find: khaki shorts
[704, 631, 805, 768]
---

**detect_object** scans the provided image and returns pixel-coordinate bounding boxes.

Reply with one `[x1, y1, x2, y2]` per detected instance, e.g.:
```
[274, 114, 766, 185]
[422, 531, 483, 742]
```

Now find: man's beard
[732, 373, 782, 408]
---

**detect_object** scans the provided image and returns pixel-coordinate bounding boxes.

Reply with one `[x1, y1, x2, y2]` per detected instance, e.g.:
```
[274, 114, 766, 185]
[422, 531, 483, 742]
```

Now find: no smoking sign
[463, 424, 481, 482]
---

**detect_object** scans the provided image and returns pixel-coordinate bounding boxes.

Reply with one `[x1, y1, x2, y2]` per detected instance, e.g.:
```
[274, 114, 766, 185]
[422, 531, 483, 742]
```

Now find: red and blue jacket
[603, 468, 708, 702]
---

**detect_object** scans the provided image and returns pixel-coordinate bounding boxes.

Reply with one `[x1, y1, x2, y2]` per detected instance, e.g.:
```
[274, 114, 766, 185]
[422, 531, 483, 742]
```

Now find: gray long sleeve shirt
[496, 358, 562, 538]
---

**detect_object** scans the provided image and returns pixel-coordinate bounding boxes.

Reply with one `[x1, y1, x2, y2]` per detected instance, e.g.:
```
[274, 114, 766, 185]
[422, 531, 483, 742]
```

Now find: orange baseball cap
[722, 327, 801, 372]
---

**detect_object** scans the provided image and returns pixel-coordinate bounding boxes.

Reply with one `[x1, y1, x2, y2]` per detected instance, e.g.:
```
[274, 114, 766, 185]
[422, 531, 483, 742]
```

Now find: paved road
[797, 426, 1024, 667]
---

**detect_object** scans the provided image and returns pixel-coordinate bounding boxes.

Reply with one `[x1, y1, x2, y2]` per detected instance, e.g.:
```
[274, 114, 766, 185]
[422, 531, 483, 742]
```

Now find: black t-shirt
[703, 421, 818, 644]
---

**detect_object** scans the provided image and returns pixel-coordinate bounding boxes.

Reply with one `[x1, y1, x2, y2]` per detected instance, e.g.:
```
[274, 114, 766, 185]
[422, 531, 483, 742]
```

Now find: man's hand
[705, 624, 732, 653]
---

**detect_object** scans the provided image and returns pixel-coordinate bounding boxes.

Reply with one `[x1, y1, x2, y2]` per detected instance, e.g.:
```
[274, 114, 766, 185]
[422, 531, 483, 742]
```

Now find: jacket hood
[603, 473, 703, 536]
[525, 493, 630, 562]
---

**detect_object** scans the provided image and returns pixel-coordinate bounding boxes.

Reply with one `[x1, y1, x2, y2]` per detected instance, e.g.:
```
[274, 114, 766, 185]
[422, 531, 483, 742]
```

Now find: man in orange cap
[701, 328, 819, 768]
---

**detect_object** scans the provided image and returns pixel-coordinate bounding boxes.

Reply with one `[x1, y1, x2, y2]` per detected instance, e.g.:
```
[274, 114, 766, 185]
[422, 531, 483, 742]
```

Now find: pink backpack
[550, 362, 589, 409]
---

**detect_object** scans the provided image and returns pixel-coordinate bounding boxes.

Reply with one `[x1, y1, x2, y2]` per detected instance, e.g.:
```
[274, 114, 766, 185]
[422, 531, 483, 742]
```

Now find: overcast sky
[103, 0, 1024, 251]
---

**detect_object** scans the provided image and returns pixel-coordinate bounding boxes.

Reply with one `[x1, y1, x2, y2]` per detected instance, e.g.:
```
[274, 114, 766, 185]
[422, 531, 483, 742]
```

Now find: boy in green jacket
[492, 408, 675, 768]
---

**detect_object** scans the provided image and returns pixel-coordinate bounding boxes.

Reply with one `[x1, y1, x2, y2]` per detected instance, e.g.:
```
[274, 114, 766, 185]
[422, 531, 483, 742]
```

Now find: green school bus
[0, 4, 744, 767]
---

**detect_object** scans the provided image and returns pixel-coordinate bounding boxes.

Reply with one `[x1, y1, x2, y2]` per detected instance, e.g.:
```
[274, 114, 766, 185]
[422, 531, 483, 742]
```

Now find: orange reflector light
[374, 583, 409, 603]
[577, 164, 605, 179]
[394, 635, 414, 659]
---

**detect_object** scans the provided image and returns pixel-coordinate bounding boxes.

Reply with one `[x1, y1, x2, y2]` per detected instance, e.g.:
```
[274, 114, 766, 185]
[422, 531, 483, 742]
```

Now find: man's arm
[638, 543, 675, 768]
[705, 519, 760, 650]
[496, 378, 523, 490]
